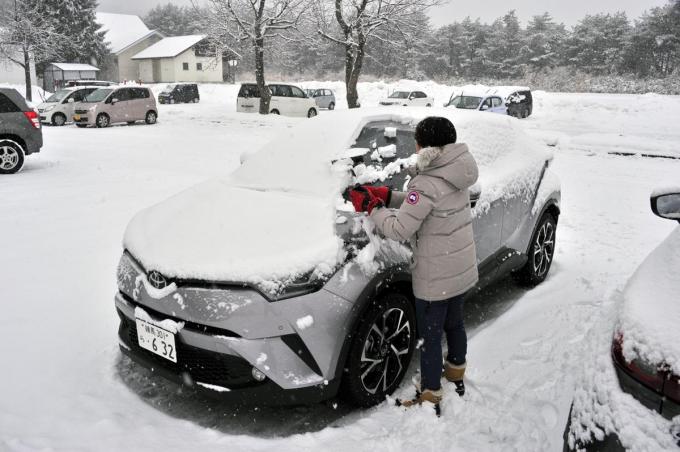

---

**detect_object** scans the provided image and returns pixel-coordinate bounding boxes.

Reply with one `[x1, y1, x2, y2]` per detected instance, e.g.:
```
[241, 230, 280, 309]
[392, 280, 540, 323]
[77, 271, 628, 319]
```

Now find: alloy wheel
[359, 307, 412, 395]
[0, 145, 20, 171]
[532, 221, 555, 277]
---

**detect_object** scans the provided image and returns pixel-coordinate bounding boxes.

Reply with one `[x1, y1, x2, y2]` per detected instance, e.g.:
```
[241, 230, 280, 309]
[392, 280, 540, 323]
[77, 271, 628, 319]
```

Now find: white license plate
[135, 318, 177, 363]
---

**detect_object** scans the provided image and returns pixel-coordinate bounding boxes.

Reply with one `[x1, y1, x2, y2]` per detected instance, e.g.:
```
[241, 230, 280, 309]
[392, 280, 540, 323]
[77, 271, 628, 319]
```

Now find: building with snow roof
[96, 12, 164, 83]
[42, 63, 100, 91]
[131, 35, 225, 83]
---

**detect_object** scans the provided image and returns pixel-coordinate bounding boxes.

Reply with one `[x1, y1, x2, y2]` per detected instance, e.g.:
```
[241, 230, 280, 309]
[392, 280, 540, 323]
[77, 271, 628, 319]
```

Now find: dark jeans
[415, 294, 467, 391]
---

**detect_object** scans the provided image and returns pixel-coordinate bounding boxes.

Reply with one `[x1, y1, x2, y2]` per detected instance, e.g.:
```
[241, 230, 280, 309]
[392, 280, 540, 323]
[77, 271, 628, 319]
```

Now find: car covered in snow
[114, 108, 561, 406]
[237, 83, 318, 117]
[445, 86, 533, 118]
[37, 86, 99, 126]
[379, 91, 434, 107]
[565, 188, 680, 451]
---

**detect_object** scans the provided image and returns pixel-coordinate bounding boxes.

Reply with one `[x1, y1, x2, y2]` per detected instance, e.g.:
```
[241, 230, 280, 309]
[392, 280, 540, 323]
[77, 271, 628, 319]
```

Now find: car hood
[619, 226, 680, 373]
[124, 179, 344, 285]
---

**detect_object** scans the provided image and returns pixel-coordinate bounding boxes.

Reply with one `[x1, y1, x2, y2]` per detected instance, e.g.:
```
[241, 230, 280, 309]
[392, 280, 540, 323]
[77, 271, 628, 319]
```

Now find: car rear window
[238, 84, 261, 98]
[0, 93, 21, 113]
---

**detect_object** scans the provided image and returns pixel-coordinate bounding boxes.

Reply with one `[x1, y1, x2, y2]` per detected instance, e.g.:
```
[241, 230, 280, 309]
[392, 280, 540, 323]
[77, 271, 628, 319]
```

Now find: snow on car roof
[452, 85, 530, 100]
[124, 108, 551, 284]
[96, 13, 158, 54]
[132, 35, 206, 60]
[619, 227, 680, 374]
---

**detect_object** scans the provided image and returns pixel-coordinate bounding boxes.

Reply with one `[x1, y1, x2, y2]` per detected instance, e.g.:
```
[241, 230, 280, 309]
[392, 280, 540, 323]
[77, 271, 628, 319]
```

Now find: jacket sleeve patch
[407, 191, 420, 205]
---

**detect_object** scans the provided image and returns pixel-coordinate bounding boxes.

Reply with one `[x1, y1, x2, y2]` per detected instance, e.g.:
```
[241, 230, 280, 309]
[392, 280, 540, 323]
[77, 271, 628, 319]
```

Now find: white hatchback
[37, 86, 99, 126]
[379, 90, 434, 107]
[237, 83, 318, 118]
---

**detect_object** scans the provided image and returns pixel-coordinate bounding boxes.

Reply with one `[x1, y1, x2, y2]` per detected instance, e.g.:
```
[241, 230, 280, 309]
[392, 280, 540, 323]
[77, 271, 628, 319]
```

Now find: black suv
[0, 88, 43, 174]
[505, 89, 533, 119]
[158, 84, 200, 104]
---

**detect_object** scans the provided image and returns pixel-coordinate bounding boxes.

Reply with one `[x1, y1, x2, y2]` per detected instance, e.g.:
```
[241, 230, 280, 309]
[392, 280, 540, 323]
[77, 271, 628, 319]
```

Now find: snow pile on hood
[123, 108, 550, 285]
[619, 227, 680, 373]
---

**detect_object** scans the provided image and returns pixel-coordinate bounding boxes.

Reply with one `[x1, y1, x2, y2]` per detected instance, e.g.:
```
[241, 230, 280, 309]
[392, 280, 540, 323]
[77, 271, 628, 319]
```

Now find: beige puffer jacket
[370, 143, 479, 301]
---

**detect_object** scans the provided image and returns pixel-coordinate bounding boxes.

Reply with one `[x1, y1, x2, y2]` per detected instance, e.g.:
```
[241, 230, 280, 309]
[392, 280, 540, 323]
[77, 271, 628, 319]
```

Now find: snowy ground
[1, 83, 679, 451]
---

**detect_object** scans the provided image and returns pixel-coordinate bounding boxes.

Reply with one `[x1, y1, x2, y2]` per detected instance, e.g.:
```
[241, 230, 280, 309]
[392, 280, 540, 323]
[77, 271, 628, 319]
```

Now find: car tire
[328, 102, 335, 110]
[96, 113, 110, 128]
[52, 113, 67, 126]
[342, 292, 416, 407]
[514, 212, 557, 286]
[308, 108, 317, 118]
[0, 139, 25, 174]
[270, 109, 280, 115]
[145, 111, 157, 125]
[426, 103, 432, 107]
[521, 108, 528, 119]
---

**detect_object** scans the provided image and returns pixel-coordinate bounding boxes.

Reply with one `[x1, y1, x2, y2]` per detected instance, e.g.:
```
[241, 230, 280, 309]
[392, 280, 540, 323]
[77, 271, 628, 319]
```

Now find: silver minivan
[73, 87, 158, 128]
[306, 89, 336, 110]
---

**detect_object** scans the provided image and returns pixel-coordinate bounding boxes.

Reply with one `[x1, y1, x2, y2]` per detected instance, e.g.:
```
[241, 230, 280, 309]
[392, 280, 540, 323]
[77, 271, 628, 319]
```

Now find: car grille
[119, 311, 259, 389]
[75, 109, 88, 114]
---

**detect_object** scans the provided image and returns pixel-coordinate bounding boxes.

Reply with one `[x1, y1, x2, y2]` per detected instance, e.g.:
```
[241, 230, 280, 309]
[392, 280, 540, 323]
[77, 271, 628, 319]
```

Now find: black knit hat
[414, 116, 457, 148]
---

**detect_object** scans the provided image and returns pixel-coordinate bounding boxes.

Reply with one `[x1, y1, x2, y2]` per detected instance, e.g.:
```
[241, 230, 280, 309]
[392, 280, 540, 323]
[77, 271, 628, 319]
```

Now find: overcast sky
[97, 0, 670, 27]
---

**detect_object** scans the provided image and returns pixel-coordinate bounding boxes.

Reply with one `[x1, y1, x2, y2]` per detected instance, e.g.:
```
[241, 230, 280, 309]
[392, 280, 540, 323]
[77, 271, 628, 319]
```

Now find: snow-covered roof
[49, 63, 99, 71]
[131, 35, 206, 60]
[96, 12, 158, 54]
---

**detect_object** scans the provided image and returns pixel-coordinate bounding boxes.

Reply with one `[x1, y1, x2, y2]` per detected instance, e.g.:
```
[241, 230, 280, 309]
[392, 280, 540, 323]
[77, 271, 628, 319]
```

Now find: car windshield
[83, 88, 113, 103]
[161, 85, 175, 93]
[388, 91, 410, 99]
[45, 90, 71, 103]
[449, 96, 482, 109]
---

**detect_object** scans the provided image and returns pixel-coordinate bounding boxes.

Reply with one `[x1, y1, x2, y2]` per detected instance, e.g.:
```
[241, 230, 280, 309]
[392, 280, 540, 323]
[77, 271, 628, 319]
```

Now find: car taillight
[23, 110, 40, 129]
[611, 332, 665, 393]
[665, 373, 680, 404]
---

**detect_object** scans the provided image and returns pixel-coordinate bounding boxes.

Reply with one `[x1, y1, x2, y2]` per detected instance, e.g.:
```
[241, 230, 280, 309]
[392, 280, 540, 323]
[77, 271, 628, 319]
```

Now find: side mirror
[111, 98, 119, 104]
[480, 104, 489, 111]
[67, 98, 74, 103]
[651, 190, 680, 222]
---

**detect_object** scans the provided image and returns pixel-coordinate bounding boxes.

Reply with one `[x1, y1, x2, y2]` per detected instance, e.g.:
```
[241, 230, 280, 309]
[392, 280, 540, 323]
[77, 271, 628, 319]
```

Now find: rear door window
[238, 84, 260, 98]
[0, 93, 20, 113]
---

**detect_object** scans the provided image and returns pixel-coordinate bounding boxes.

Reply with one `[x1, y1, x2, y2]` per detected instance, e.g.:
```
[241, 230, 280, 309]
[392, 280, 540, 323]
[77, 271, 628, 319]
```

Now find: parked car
[158, 84, 200, 104]
[237, 83, 318, 118]
[564, 188, 680, 451]
[37, 86, 99, 126]
[306, 89, 336, 110]
[72, 87, 157, 128]
[446, 87, 534, 119]
[445, 90, 507, 115]
[114, 108, 560, 406]
[65, 80, 116, 88]
[0, 88, 42, 174]
[379, 90, 434, 107]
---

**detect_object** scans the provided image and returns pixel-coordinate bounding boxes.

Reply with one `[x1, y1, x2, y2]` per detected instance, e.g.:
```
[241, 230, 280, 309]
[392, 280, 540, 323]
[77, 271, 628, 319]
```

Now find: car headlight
[44, 105, 55, 112]
[257, 270, 329, 301]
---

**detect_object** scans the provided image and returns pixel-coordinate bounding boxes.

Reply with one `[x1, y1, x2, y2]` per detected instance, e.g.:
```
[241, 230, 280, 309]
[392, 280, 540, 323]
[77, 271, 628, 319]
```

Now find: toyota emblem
[148, 271, 168, 290]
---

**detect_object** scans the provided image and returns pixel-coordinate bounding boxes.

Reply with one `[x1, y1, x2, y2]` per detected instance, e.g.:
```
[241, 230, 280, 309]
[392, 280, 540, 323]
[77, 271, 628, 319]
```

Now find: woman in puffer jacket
[349, 116, 479, 409]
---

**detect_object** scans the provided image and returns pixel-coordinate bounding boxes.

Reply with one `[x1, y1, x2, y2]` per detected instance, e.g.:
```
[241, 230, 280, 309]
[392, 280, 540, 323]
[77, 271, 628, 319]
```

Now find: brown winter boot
[443, 361, 466, 396]
[396, 388, 443, 416]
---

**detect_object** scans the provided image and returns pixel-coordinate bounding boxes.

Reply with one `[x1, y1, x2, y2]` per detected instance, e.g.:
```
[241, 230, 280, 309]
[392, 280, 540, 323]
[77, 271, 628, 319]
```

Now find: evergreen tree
[566, 13, 630, 75]
[144, 4, 203, 37]
[30, 0, 107, 66]
[525, 13, 567, 71]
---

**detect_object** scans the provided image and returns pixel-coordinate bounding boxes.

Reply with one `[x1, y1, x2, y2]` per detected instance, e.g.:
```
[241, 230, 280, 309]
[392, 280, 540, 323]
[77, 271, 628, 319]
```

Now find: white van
[237, 83, 318, 118]
[37, 86, 99, 126]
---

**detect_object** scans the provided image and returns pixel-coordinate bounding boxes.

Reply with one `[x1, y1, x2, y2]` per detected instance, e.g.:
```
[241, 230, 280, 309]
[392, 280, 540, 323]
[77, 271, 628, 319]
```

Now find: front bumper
[73, 110, 94, 125]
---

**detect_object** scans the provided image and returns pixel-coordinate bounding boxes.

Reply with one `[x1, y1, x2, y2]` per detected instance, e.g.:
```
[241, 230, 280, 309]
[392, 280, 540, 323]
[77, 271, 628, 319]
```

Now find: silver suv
[73, 87, 158, 128]
[115, 109, 560, 406]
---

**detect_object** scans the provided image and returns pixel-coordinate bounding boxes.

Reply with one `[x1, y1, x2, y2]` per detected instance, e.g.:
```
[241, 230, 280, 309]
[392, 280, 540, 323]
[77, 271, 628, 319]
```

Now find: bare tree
[315, 0, 440, 108]
[0, 1, 64, 101]
[204, 0, 307, 114]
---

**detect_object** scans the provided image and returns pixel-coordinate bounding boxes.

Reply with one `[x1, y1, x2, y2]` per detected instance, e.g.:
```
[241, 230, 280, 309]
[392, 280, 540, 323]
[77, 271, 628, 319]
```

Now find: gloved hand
[349, 186, 385, 214]
[363, 185, 391, 206]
